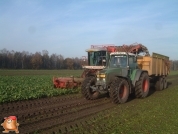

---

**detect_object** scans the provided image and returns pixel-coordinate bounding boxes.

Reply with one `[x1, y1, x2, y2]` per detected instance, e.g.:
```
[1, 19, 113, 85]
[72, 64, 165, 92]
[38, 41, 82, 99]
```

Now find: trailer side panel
[137, 52, 170, 76]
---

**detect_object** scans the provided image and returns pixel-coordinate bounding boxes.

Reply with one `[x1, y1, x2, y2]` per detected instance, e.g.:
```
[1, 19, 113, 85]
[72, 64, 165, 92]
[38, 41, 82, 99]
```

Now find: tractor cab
[96, 52, 138, 88]
[88, 51, 106, 66]
[82, 45, 114, 70]
[109, 52, 137, 69]
[109, 53, 127, 68]
[86, 46, 107, 66]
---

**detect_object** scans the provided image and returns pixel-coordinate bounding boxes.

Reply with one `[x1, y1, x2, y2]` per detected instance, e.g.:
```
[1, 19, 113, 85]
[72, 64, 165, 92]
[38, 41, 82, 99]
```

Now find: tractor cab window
[88, 51, 106, 66]
[129, 56, 134, 64]
[109, 55, 127, 68]
[129, 55, 137, 69]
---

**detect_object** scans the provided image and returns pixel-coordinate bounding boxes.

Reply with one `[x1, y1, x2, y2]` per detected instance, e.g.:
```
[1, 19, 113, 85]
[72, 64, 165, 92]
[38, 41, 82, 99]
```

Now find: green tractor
[81, 50, 150, 104]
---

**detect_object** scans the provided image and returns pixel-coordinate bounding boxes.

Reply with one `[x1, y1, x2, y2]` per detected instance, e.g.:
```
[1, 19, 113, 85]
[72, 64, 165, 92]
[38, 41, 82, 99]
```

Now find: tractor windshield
[109, 55, 127, 68]
[88, 51, 106, 66]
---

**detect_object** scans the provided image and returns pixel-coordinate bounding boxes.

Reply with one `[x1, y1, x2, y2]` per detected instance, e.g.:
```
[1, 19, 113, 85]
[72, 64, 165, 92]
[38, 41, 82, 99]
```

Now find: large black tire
[110, 77, 129, 104]
[81, 76, 99, 100]
[155, 77, 164, 91]
[163, 77, 167, 89]
[135, 72, 150, 98]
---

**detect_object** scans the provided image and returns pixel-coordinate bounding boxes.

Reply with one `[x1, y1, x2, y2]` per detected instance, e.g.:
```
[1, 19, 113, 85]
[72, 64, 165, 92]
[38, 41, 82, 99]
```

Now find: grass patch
[70, 85, 178, 134]
[170, 70, 178, 75]
[108, 86, 178, 133]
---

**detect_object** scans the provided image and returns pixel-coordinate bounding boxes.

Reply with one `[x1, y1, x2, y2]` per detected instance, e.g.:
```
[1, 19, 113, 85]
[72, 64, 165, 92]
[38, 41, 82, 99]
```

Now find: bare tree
[64, 58, 74, 69]
[42, 50, 50, 69]
[50, 54, 58, 69]
[0, 48, 86, 70]
[31, 52, 43, 69]
[58, 54, 64, 69]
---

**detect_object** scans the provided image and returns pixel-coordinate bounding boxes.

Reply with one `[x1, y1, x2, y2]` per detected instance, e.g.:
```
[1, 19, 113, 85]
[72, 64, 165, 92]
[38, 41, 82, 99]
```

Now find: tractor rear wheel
[110, 77, 129, 104]
[81, 76, 99, 100]
[135, 72, 150, 98]
[155, 77, 164, 91]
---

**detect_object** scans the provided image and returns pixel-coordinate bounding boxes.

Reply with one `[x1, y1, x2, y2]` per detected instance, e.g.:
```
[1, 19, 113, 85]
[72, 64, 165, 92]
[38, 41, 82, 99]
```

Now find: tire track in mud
[0, 94, 113, 134]
[0, 75, 178, 134]
[21, 99, 114, 134]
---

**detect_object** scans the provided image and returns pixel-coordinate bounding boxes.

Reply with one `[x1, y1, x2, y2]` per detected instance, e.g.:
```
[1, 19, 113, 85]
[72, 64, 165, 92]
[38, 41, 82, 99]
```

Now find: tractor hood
[99, 67, 128, 84]
[82, 65, 105, 69]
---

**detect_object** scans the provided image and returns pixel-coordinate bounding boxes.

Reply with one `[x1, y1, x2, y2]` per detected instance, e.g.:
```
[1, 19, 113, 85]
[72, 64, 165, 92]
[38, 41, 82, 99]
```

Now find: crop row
[0, 75, 79, 103]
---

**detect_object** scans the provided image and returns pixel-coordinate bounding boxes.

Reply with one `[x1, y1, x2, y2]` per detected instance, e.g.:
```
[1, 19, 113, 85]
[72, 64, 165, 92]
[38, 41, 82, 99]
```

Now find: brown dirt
[0, 75, 178, 134]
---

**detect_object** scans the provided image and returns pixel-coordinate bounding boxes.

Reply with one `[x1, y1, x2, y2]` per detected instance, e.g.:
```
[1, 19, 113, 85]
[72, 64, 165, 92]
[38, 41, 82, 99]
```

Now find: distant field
[0, 69, 83, 76]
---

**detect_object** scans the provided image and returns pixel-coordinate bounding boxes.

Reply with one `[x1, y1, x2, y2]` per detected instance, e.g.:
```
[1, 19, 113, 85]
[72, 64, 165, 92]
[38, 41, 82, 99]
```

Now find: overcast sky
[0, 0, 178, 60]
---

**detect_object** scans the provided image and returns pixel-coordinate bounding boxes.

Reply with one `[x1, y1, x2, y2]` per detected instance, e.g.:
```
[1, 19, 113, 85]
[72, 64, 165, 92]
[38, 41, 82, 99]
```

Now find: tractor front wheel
[110, 77, 129, 104]
[81, 76, 99, 100]
[135, 72, 150, 98]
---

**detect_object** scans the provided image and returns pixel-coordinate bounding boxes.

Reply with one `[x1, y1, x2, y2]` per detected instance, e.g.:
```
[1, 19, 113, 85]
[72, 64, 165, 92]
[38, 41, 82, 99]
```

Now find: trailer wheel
[135, 72, 150, 98]
[163, 77, 167, 89]
[81, 76, 99, 100]
[110, 77, 129, 104]
[155, 77, 164, 91]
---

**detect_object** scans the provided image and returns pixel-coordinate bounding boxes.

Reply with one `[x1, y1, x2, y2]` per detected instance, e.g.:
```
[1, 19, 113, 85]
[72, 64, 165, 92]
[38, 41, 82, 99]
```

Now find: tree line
[0, 48, 178, 70]
[171, 60, 178, 71]
[0, 49, 87, 69]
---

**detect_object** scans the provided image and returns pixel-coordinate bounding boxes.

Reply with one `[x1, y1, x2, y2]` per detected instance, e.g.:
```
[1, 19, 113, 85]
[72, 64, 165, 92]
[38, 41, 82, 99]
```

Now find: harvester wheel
[155, 77, 164, 91]
[81, 76, 99, 100]
[135, 72, 150, 98]
[163, 77, 167, 89]
[110, 77, 129, 104]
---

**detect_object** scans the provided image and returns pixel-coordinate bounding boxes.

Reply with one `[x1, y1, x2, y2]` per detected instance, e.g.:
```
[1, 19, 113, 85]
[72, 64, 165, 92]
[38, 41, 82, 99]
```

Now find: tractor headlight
[97, 74, 106, 81]
[97, 74, 105, 78]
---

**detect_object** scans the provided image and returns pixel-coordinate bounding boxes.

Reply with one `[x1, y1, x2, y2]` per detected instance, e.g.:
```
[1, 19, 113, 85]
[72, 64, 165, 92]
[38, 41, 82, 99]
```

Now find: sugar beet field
[0, 70, 178, 134]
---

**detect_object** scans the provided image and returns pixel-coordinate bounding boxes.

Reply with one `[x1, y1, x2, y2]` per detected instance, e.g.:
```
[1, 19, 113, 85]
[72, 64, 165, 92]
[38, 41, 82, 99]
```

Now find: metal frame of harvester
[53, 44, 113, 88]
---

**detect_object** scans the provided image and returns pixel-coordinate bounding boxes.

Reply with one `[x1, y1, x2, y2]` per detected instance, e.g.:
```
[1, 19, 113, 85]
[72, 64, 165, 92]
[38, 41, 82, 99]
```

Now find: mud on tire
[110, 77, 129, 104]
[81, 76, 99, 100]
[135, 72, 150, 98]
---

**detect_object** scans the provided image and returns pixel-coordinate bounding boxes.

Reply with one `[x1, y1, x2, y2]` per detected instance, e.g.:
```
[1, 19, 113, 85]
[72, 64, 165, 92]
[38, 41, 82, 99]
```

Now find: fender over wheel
[135, 72, 150, 98]
[110, 77, 129, 104]
[81, 76, 99, 100]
